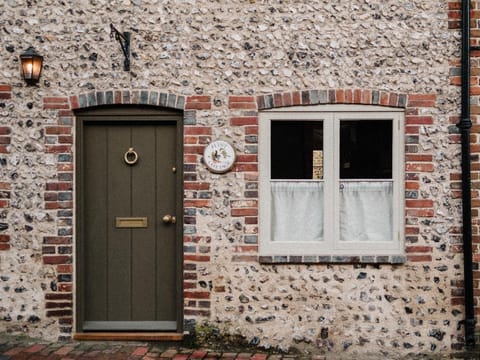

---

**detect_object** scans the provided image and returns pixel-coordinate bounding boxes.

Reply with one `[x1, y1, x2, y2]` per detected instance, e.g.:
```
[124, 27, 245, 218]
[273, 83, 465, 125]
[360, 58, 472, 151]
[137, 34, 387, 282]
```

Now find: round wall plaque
[203, 140, 236, 174]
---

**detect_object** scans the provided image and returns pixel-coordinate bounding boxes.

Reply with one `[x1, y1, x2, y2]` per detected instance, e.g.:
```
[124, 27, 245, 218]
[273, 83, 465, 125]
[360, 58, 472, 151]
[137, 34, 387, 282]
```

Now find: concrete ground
[0, 334, 478, 360]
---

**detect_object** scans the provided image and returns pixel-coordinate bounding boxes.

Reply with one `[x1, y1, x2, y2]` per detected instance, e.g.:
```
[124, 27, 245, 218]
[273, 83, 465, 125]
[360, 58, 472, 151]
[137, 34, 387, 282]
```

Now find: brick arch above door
[42, 90, 212, 112]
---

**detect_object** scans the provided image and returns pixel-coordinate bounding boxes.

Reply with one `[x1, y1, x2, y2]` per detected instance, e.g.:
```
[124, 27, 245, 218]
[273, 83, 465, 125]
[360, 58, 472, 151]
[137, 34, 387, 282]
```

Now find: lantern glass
[20, 47, 43, 84]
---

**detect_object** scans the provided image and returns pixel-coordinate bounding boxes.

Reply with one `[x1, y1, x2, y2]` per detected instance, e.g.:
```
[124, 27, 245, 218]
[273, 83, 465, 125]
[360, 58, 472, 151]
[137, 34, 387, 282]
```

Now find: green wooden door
[77, 108, 181, 332]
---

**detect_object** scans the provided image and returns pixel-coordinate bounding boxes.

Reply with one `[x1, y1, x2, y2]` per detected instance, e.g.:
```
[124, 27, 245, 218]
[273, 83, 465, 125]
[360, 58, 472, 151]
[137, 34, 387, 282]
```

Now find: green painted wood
[155, 123, 177, 321]
[107, 125, 132, 321]
[78, 107, 181, 331]
[84, 124, 108, 321]
[131, 125, 157, 320]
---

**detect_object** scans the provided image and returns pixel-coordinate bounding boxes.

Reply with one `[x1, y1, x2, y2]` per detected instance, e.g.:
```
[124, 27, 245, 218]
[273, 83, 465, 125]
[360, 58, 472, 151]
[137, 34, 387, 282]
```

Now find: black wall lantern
[20, 46, 43, 85]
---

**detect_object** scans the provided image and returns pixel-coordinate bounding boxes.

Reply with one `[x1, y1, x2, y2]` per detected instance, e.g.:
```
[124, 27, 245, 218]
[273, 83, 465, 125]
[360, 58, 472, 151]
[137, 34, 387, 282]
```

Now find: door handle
[162, 214, 176, 224]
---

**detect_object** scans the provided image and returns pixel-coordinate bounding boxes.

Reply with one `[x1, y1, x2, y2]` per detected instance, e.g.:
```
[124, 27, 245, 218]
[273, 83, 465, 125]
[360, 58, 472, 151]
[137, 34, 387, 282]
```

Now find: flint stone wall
[0, 0, 476, 356]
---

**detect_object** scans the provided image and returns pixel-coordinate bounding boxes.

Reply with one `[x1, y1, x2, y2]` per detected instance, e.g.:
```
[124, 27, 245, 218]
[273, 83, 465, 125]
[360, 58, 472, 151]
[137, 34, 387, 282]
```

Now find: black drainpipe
[458, 0, 476, 350]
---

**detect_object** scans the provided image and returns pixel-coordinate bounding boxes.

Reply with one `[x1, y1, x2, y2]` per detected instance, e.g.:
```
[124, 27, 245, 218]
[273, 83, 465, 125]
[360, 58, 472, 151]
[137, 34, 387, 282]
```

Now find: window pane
[340, 120, 392, 179]
[271, 121, 323, 179]
[339, 181, 393, 242]
[271, 182, 324, 242]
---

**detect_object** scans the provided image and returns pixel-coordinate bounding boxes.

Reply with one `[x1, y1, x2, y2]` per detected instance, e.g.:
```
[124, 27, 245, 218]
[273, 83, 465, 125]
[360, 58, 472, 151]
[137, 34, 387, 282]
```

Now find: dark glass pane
[271, 121, 323, 179]
[340, 120, 392, 179]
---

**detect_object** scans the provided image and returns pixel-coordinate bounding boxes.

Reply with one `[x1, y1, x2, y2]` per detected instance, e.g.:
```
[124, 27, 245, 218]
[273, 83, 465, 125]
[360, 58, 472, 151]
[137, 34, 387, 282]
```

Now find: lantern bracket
[110, 24, 130, 71]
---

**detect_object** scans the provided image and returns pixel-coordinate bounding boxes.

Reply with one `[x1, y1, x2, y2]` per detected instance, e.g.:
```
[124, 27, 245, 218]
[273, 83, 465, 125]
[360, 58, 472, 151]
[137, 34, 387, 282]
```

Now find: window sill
[258, 255, 406, 264]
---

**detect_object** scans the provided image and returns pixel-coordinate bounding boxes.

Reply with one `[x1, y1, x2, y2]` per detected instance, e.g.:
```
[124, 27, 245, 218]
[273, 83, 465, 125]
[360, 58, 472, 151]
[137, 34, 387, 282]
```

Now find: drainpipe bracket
[464, 318, 477, 349]
[457, 117, 472, 130]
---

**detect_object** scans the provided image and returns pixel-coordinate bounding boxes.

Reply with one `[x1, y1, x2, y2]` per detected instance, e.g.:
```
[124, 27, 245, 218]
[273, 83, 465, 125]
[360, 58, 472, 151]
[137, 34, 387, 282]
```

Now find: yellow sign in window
[312, 150, 323, 179]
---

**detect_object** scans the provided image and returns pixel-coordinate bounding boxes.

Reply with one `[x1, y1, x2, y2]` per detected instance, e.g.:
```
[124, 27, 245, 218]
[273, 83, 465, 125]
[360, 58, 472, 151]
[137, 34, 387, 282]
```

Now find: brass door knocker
[124, 147, 139, 165]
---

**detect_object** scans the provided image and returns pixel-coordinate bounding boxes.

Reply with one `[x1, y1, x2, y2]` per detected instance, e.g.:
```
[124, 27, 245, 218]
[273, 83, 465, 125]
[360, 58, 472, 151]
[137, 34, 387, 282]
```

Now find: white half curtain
[340, 181, 393, 242]
[271, 181, 324, 242]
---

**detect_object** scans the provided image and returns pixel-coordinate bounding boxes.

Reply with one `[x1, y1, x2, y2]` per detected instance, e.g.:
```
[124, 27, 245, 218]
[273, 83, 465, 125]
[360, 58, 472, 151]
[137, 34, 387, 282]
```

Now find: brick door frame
[41, 89, 211, 340]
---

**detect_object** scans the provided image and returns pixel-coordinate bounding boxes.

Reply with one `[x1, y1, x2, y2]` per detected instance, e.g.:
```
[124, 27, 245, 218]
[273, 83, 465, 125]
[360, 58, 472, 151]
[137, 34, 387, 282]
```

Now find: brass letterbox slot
[115, 217, 148, 228]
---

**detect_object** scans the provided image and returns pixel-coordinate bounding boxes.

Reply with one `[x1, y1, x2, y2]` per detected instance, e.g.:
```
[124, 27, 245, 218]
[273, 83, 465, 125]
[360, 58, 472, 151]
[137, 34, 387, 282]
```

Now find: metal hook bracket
[110, 23, 131, 71]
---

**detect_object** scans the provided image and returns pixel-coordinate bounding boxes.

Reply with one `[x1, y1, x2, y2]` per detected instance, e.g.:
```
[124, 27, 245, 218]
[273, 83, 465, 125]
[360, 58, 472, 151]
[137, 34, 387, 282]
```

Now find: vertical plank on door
[84, 124, 108, 322]
[155, 123, 177, 321]
[131, 125, 157, 320]
[107, 126, 133, 321]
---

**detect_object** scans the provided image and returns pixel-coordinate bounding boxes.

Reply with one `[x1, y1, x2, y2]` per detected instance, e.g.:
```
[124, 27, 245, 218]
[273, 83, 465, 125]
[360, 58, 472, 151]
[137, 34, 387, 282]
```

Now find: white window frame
[259, 105, 404, 257]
